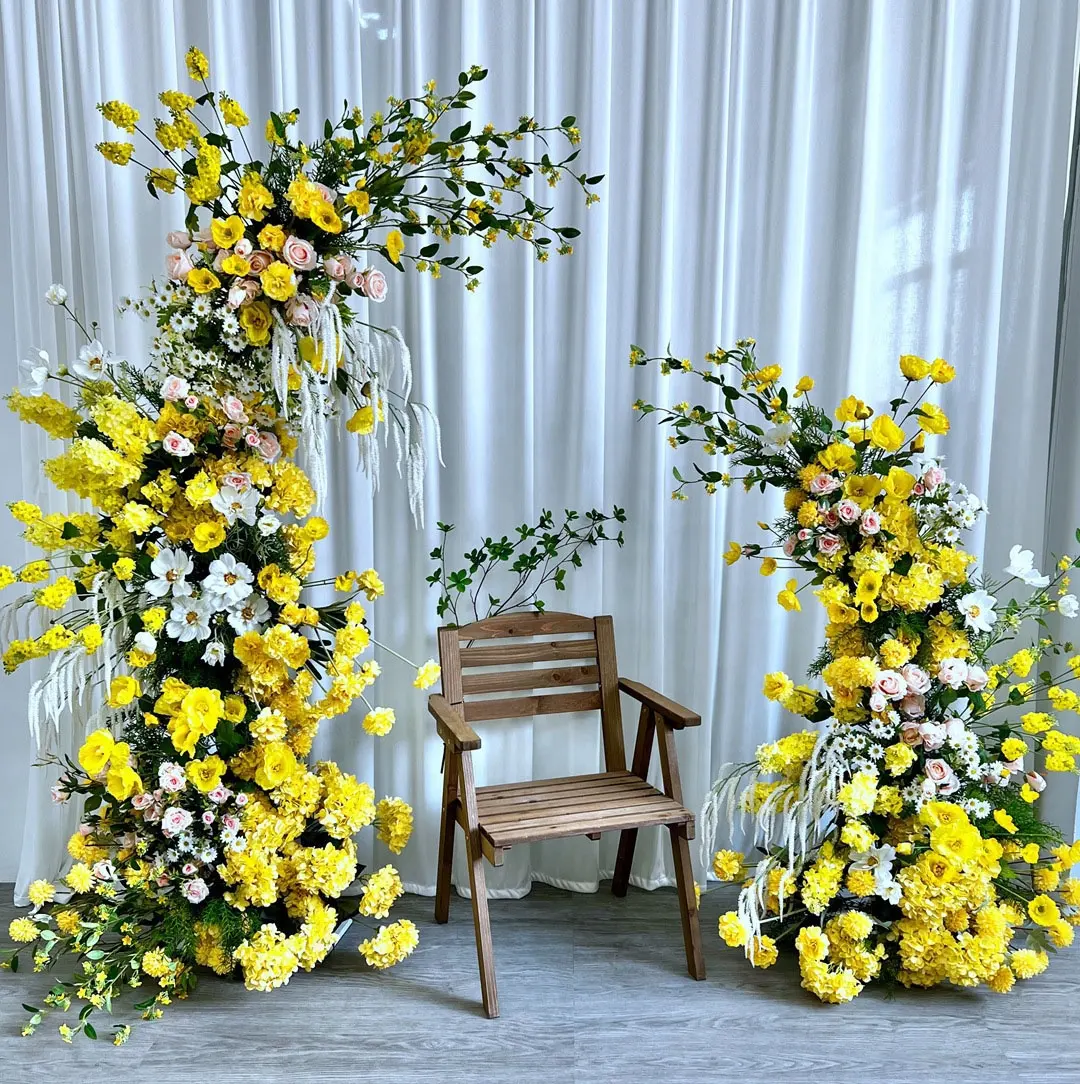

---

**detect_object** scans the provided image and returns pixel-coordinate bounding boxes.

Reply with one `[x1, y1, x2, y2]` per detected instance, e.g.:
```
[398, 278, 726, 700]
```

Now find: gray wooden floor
[2, 882, 1079, 1083]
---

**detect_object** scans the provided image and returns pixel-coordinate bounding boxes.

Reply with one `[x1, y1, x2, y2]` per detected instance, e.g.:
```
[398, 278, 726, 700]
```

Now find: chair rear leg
[464, 824, 499, 1017]
[611, 827, 639, 897]
[435, 750, 459, 924]
[668, 823, 706, 980]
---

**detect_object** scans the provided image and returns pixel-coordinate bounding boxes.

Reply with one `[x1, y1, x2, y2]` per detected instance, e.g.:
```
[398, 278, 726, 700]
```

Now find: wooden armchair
[430, 611, 705, 1018]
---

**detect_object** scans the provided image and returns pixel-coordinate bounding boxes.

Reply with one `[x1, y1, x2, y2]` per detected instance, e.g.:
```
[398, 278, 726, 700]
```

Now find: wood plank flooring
[2, 882, 1079, 1083]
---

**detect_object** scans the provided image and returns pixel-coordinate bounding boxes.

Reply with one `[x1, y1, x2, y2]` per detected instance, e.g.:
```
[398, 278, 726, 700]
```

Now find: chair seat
[475, 770, 694, 849]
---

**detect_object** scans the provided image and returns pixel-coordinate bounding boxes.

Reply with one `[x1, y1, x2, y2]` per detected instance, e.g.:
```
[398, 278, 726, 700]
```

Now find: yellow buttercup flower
[310, 200, 343, 234]
[777, 578, 801, 612]
[186, 755, 226, 793]
[818, 443, 857, 473]
[835, 395, 872, 423]
[187, 267, 221, 294]
[868, 415, 905, 452]
[239, 300, 273, 345]
[917, 403, 949, 435]
[107, 675, 141, 708]
[723, 541, 742, 566]
[261, 262, 297, 301]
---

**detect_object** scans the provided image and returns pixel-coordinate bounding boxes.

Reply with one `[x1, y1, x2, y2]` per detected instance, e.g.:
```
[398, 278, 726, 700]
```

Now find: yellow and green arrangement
[1, 46, 598, 1043]
[635, 342, 1080, 1002]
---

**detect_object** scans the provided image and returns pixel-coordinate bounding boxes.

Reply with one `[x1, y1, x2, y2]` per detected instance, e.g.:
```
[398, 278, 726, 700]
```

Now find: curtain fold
[1, 0, 1076, 904]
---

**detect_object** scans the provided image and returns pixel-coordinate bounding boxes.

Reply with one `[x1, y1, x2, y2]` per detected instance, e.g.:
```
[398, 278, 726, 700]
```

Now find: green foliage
[428, 506, 626, 625]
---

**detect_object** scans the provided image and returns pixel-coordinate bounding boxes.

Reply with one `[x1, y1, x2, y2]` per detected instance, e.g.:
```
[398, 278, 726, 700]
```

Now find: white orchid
[1005, 544, 1050, 587]
[165, 596, 213, 642]
[211, 483, 260, 526]
[203, 554, 254, 608]
[227, 592, 271, 634]
[19, 349, 50, 395]
[957, 588, 997, 634]
[145, 547, 194, 598]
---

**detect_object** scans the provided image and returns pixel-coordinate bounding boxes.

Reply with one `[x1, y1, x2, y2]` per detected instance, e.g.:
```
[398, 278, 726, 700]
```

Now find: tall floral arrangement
[1, 47, 598, 1043]
[632, 342, 1080, 1002]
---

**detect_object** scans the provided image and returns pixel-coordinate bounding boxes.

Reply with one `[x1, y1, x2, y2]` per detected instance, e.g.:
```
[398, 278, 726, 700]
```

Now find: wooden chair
[429, 611, 705, 1017]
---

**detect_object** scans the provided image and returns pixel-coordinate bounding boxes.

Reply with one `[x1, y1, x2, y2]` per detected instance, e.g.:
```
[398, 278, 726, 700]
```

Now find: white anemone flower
[957, 589, 997, 634]
[202, 641, 227, 666]
[19, 349, 50, 395]
[145, 547, 194, 598]
[210, 484, 260, 526]
[1059, 594, 1080, 618]
[227, 592, 271, 634]
[72, 339, 118, 381]
[1005, 544, 1050, 587]
[165, 596, 213, 642]
[203, 554, 254, 608]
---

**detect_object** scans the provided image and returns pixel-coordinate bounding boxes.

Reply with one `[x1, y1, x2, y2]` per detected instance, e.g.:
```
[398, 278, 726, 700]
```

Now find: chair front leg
[435, 746, 459, 924]
[459, 750, 499, 1018]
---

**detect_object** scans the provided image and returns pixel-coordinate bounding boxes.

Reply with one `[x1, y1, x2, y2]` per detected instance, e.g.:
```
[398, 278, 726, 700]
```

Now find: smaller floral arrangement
[632, 341, 1080, 1002]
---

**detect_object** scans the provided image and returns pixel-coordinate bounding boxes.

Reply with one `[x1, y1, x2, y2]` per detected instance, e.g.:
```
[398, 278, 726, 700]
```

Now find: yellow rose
[192, 520, 226, 553]
[257, 223, 286, 251]
[187, 267, 221, 294]
[868, 415, 905, 452]
[930, 358, 955, 383]
[260, 262, 297, 301]
[835, 395, 872, 423]
[107, 675, 141, 708]
[77, 728, 115, 776]
[255, 741, 297, 790]
[818, 443, 857, 473]
[186, 755, 226, 793]
[210, 215, 246, 248]
[239, 301, 272, 345]
[916, 403, 949, 435]
[899, 354, 931, 380]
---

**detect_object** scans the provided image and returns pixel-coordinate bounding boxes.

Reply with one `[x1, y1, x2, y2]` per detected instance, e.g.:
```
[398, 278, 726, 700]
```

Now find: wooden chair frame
[429, 611, 705, 1018]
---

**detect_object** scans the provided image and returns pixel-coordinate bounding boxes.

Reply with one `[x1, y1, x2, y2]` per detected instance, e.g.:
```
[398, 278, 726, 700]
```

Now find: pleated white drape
[1, 0, 1077, 904]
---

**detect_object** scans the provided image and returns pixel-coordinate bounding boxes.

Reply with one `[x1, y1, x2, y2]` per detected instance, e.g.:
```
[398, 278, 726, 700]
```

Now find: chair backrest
[436, 612, 626, 773]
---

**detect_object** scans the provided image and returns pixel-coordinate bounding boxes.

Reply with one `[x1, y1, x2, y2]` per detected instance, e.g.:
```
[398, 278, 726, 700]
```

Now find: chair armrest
[429, 694, 481, 751]
[618, 677, 701, 729]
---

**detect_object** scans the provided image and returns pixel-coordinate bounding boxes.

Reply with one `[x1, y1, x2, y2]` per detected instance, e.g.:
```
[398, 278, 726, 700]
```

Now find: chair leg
[464, 823, 499, 1017]
[611, 827, 639, 897]
[668, 823, 706, 980]
[435, 750, 458, 924]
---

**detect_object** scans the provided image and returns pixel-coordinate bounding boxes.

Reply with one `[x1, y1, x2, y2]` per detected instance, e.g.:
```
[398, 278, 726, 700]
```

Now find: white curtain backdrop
[1, 0, 1077, 905]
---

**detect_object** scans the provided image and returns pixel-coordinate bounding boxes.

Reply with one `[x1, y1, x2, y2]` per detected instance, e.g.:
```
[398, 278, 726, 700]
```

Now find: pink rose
[258, 432, 281, 462]
[836, 499, 861, 525]
[873, 670, 907, 701]
[809, 473, 840, 496]
[208, 784, 231, 805]
[1026, 771, 1047, 793]
[92, 860, 116, 882]
[901, 723, 923, 746]
[900, 693, 926, 718]
[912, 482, 925, 496]
[360, 267, 388, 302]
[919, 721, 946, 750]
[817, 533, 843, 556]
[202, 810, 215, 825]
[324, 254, 352, 280]
[162, 431, 195, 457]
[924, 758, 958, 792]
[282, 234, 317, 271]
[783, 536, 797, 557]
[213, 248, 229, 272]
[859, 510, 881, 536]
[944, 718, 966, 743]
[160, 807, 193, 837]
[821, 509, 840, 529]
[182, 861, 199, 876]
[235, 793, 249, 807]
[900, 665, 931, 695]
[222, 396, 248, 423]
[1004, 758, 1025, 773]
[161, 375, 190, 401]
[184, 394, 199, 409]
[347, 268, 365, 291]
[312, 182, 335, 203]
[244, 428, 261, 448]
[222, 814, 240, 832]
[194, 225, 215, 246]
[165, 249, 194, 280]
[131, 792, 155, 810]
[182, 878, 210, 904]
[936, 658, 968, 689]
[285, 294, 317, 327]
[166, 230, 192, 250]
[222, 471, 252, 492]
[963, 664, 989, 692]
[234, 237, 253, 258]
[222, 423, 243, 448]
[797, 528, 812, 541]
[49, 782, 67, 803]
[868, 691, 888, 713]
[923, 466, 946, 492]
[247, 250, 273, 274]
[227, 279, 260, 309]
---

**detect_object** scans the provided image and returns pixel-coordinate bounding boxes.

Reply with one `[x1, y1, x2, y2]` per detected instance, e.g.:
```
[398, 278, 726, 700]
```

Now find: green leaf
[84, 1022, 98, 1040]
[450, 121, 472, 142]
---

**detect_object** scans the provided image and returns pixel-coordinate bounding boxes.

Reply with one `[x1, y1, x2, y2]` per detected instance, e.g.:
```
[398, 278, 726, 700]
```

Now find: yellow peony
[868, 415, 905, 452]
[260, 262, 297, 301]
[899, 354, 931, 380]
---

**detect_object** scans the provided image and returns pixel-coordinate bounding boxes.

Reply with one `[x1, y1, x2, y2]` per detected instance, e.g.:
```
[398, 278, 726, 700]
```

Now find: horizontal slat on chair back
[454, 612, 597, 640]
[461, 664, 600, 696]
[458, 639, 599, 667]
[463, 689, 603, 722]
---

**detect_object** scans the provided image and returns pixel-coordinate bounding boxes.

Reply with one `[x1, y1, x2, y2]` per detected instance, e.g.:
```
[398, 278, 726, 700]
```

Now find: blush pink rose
[873, 670, 907, 700]
[282, 234, 318, 270]
[165, 249, 194, 280]
[924, 758, 958, 792]
[1026, 770, 1047, 793]
[182, 861, 199, 876]
[817, 533, 843, 556]
[859, 510, 881, 536]
[222, 423, 242, 448]
[797, 528, 812, 541]
[809, 473, 840, 496]
[182, 878, 210, 904]
[184, 394, 199, 409]
[324, 254, 352, 280]
[919, 722, 947, 750]
[923, 466, 946, 492]
[285, 294, 317, 327]
[836, 499, 861, 525]
[212, 248, 229, 272]
[900, 693, 926, 718]
[227, 279, 260, 309]
[161, 375, 190, 402]
[247, 250, 273, 274]
[234, 237, 253, 258]
[868, 691, 888, 713]
[361, 267, 388, 302]
[201, 810, 215, 825]
[821, 509, 840, 529]
[131, 792, 155, 810]
[222, 471, 252, 492]
[244, 428, 261, 448]
[221, 396, 248, 423]
[222, 814, 240, 832]
[900, 665, 931, 695]
[963, 664, 989, 692]
[936, 658, 968, 689]
[901, 723, 923, 746]
[347, 268, 365, 291]
[166, 230, 192, 250]
[162, 431, 195, 457]
[208, 785, 231, 804]
[258, 432, 281, 462]
[783, 536, 797, 557]
[160, 806, 193, 837]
